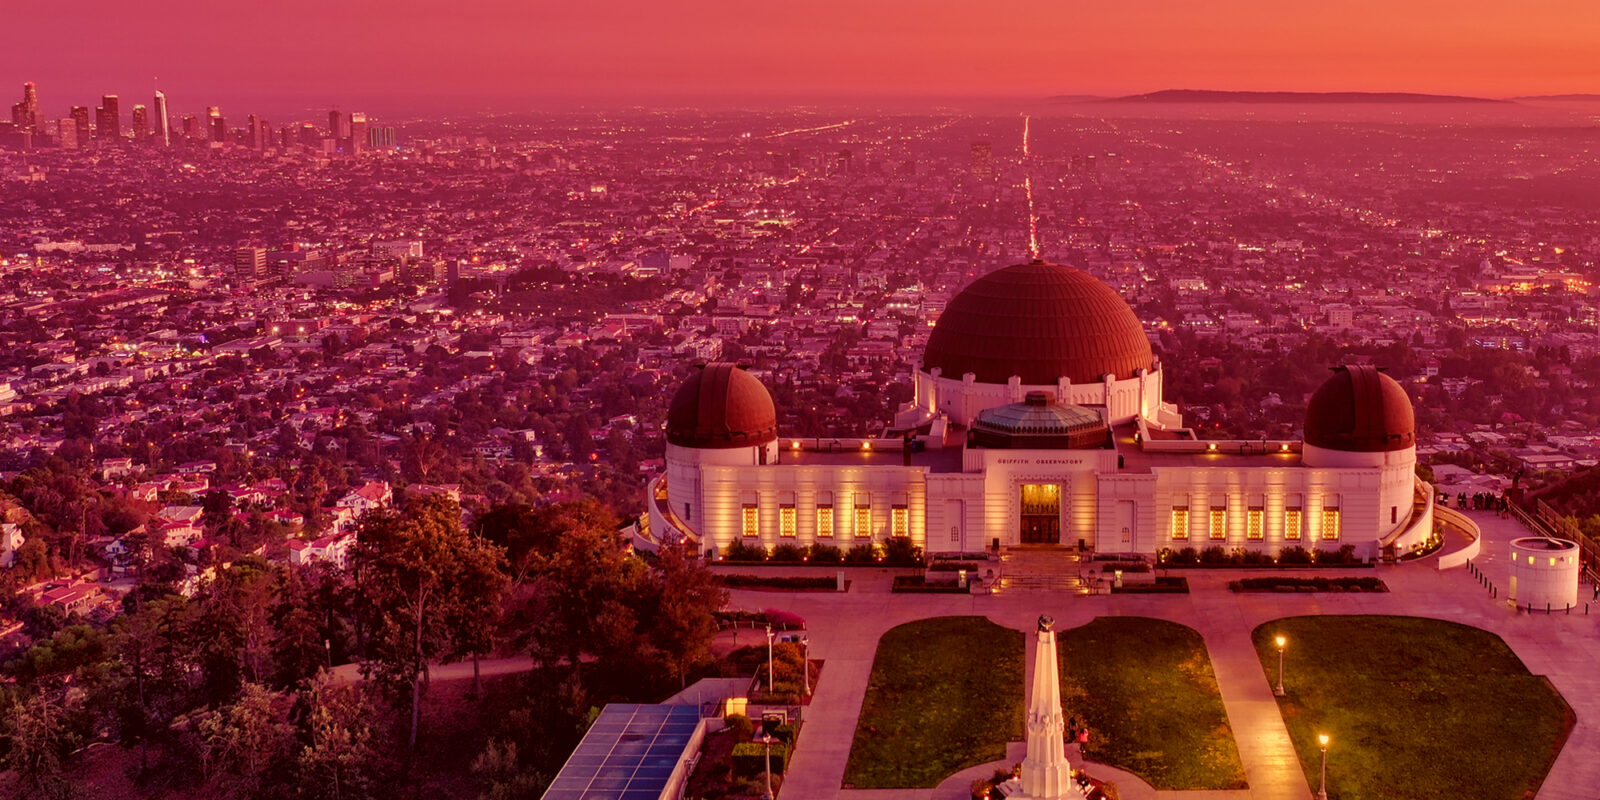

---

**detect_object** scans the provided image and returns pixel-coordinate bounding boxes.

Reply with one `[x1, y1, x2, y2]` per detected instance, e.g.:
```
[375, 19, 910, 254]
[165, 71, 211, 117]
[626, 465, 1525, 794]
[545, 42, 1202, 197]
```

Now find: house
[101, 457, 137, 479]
[40, 582, 105, 614]
[1, 523, 24, 568]
[336, 481, 392, 517]
[288, 531, 355, 570]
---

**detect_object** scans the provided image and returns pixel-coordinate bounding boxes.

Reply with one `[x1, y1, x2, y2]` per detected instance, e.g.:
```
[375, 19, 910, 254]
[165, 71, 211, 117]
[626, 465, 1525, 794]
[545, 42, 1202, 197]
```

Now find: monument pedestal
[1009, 617, 1085, 799]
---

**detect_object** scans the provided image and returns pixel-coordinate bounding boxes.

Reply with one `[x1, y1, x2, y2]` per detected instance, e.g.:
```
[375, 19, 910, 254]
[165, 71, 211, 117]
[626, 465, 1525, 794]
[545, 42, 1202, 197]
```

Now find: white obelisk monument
[1018, 614, 1083, 799]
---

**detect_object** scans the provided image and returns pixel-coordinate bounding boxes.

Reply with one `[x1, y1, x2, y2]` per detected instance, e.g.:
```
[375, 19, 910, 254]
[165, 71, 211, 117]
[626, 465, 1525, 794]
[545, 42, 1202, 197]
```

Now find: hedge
[732, 741, 790, 776]
[1229, 576, 1387, 592]
[719, 574, 837, 590]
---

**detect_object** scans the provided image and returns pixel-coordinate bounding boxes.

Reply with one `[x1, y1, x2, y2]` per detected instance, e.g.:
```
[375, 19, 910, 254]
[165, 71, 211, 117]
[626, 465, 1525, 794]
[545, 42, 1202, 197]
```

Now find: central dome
[923, 261, 1153, 385]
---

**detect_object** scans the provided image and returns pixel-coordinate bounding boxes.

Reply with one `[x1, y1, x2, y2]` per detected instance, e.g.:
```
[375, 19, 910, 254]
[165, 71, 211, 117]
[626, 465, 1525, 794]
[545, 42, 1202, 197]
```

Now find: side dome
[923, 260, 1153, 385]
[1304, 365, 1415, 452]
[666, 363, 778, 449]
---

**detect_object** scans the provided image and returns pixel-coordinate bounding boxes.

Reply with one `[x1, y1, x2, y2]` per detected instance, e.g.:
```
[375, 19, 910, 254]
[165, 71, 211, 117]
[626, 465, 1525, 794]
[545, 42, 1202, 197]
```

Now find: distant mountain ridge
[1514, 94, 1600, 102]
[1101, 90, 1508, 105]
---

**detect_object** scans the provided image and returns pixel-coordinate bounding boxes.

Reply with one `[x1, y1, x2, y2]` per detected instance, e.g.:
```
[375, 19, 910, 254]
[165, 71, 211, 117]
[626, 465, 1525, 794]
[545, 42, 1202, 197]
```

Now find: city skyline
[3, 1, 1599, 110]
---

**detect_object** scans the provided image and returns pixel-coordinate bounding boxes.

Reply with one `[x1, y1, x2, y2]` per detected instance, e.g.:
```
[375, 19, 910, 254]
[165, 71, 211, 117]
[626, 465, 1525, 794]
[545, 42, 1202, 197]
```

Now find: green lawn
[843, 616, 1023, 788]
[1058, 617, 1246, 790]
[1254, 616, 1574, 800]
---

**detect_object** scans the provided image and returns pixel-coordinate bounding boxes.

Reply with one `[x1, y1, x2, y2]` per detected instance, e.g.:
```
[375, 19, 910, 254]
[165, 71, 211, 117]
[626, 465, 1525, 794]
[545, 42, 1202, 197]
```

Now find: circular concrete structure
[1508, 537, 1580, 611]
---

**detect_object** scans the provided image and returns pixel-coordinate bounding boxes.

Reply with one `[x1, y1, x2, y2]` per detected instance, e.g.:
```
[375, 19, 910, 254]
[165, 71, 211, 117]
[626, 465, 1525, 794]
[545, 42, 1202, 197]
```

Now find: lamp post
[801, 634, 811, 696]
[1273, 635, 1286, 697]
[1317, 733, 1329, 800]
[765, 624, 775, 692]
[762, 732, 774, 800]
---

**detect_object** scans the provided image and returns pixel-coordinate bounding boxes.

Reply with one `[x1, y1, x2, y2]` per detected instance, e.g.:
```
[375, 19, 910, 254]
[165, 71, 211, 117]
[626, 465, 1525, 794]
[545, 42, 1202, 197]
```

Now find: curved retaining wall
[1434, 504, 1482, 570]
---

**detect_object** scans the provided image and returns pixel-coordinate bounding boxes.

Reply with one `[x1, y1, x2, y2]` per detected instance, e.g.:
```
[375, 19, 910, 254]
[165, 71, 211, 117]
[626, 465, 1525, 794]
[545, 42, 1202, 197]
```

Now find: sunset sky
[6, 0, 1598, 112]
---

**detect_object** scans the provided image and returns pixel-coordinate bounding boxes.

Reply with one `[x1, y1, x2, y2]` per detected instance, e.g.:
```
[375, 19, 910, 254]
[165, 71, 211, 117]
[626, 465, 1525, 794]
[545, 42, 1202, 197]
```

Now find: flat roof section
[780, 442, 967, 473]
[1112, 424, 1304, 474]
[542, 704, 703, 800]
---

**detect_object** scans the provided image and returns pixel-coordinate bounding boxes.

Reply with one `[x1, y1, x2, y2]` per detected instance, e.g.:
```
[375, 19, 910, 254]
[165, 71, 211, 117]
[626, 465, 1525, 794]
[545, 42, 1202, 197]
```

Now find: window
[950, 525, 961, 543]
[1210, 507, 1227, 540]
[741, 504, 759, 538]
[1391, 506, 1398, 525]
[892, 505, 909, 537]
[1285, 508, 1303, 541]
[855, 504, 872, 539]
[1322, 508, 1341, 541]
[779, 505, 797, 538]
[1247, 508, 1264, 540]
[1170, 507, 1189, 540]
[816, 505, 834, 538]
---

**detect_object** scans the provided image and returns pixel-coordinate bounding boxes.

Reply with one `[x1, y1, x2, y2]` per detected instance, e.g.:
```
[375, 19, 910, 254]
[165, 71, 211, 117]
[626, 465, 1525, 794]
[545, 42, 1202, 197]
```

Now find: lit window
[855, 504, 872, 538]
[1210, 507, 1227, 540]
[892, 505, 909, 537]
[1321, 508, 1341, 541]
[1285, 509, 1302, 541]
[780, 506, 797, 538]
[816, 505, 834, 538]
[1170, 508, 1189, 540]
[741, 505, 759, 538]
[1247, 508, 1264, 540]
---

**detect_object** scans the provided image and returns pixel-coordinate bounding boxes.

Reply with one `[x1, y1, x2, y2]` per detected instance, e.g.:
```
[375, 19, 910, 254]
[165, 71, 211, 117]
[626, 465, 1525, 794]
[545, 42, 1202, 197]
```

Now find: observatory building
[646, 260, 1431, 563]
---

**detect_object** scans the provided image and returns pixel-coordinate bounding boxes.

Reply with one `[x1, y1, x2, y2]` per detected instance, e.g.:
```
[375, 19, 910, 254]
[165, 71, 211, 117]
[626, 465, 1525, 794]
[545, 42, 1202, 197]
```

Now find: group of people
[1450, 491, 1510, 517]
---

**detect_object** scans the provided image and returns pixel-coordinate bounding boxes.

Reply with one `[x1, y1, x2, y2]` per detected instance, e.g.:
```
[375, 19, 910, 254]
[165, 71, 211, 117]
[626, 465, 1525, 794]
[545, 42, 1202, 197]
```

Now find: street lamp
[765, 624, 775, 693]
[801, 634, 811, 697]
[762, 732, 774, 800]
[1317, 733, 1330, 800]
[1273, 635, 1287, 697]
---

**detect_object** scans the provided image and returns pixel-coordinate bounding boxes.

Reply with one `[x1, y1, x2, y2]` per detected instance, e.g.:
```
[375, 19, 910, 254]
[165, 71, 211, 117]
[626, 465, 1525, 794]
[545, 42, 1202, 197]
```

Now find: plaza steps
[995, 547, 1092, 594]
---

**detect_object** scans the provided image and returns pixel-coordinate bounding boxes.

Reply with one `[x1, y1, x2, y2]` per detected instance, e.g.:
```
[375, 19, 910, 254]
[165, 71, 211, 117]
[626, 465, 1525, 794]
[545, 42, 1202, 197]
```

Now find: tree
[1, 689, 83, 800]
[642, 546, 727, 690]
[351, 494, 506, 751]
[197, 683, 295, 794]
[294, 676, 390, 800]
[110, 595, 194, 776]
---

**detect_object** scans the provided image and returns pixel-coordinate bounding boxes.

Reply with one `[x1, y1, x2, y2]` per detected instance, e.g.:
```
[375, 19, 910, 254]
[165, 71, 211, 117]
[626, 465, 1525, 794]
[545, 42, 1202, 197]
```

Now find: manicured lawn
[1254, 615, 1574, 800]
[1058, 617, 1246, 790]
[843, 616, 1023, 788]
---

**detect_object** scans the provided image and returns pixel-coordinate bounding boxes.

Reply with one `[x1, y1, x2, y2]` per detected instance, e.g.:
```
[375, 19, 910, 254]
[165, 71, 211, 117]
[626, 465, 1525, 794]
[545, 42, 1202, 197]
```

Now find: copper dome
[666, 363, 778, 449]
[1304, 365, 1416, 452]
[923, 261, 1153, 385]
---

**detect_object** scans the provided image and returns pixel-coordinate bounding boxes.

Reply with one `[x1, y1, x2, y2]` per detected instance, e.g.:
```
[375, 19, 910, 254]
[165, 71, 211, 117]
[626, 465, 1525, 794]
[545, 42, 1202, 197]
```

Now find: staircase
[995, 547, 1092, 594]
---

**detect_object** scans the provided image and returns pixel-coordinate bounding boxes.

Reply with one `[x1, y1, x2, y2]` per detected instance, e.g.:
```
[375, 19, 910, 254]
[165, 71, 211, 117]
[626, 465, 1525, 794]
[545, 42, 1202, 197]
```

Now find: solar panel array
[543, 704, 703, 800]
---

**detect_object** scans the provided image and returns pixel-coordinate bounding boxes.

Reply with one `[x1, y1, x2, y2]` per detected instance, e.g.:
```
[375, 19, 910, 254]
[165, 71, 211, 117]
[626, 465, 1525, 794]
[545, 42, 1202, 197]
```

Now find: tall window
[1247, 508, 1264, 540]
[1170, 507, 1189, 540]
[1210, 506, 1227, 540]
[741, 504, 759, 538]
[892, 505, 909, 537]
[1285, 508, 1303, 541]
[816, 505, 834, 538]
[1322, 508, 1341, 541]
[779, 505, 797, 538]
[855, 504, 872, 539]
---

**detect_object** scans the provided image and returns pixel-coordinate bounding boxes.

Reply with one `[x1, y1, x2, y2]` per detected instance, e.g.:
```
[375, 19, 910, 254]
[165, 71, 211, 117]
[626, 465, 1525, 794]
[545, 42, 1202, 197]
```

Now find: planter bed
[1229, 576, 1387, 592]
[892, 575, 971, 593]
[718, 574, 845, 591]
[1111, 576, 1189, 594]
[1159, 561, 1375, 570]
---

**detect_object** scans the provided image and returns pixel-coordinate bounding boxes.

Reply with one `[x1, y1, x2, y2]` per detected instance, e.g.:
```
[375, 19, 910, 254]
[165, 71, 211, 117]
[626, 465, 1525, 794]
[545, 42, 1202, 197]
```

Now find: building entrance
[1020, 484, 1062, 544]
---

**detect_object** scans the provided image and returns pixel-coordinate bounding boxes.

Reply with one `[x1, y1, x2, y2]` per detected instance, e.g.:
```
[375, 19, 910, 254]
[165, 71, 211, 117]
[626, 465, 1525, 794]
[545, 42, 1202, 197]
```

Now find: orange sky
[5, 0, 1598, 108]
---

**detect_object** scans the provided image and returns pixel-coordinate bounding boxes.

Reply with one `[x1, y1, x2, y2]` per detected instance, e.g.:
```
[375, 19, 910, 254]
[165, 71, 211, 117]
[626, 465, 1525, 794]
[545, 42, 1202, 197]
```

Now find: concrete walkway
[753, 509, 1600, 800]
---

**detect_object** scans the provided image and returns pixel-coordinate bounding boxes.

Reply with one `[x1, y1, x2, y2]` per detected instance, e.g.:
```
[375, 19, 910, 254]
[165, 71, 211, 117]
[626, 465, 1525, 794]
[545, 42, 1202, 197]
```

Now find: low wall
[1434, 504, 1482, 570]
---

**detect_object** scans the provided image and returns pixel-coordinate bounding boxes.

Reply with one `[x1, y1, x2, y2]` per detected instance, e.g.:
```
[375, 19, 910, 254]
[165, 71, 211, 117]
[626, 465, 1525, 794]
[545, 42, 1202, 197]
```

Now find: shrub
[1235, 548, 1272, 565]
[883, 536, 923, 565]
[843, 544, 880, 563]
[771, 543, 806, 562]
[1168, 547, 1199, 565]
[808, 543, 842, 563]
[1278, 546, 1312, 565]
[726, 714, 754, 740]
[732, 741, 789, 776]
[1199, 545, 1230, 564]
[724, 540, 768, 561]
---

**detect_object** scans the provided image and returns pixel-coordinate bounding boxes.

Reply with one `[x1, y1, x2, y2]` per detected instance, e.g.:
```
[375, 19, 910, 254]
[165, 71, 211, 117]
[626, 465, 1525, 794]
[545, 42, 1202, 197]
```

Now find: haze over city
[2, 3, 1600, 800]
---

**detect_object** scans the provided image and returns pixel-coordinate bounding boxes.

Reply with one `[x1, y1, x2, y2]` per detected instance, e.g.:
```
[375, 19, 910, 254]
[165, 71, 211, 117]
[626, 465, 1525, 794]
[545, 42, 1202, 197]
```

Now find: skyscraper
[153, 90, 171, 146]
[348, 112, 368, 155]
[234, 247, 268, 282]
[11, 82, 39, 131]
[971, 141, 993, 179]
[181, 115, 200, 141]
[56, 118, 78, 149]
[130, 105, 149, 141]
[70, 106, 91, 145]
[247, 114, 264, 149]
[208, 107, 226, 143]
[328, 109, 350, 141]
[97, 94, 120, 139]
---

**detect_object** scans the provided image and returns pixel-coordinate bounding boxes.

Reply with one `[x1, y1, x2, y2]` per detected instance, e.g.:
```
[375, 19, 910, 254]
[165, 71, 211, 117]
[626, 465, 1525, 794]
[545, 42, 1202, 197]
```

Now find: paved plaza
[750, 510, 1600, 800]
